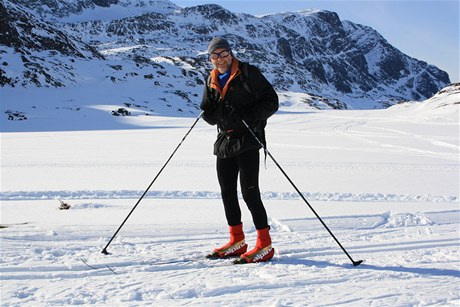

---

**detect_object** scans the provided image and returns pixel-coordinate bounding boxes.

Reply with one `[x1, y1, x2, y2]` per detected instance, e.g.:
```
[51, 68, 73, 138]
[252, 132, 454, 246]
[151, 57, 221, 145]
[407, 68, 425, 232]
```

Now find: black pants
[216, 149, 268, 230]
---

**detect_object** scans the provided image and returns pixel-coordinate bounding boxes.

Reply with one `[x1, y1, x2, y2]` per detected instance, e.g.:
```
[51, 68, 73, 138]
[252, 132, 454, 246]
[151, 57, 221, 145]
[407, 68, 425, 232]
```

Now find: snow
[1, 86, 459, 305]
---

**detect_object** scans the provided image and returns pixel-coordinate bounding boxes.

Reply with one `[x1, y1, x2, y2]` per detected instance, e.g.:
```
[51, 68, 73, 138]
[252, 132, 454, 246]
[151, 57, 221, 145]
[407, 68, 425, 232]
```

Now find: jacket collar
[210, 58, 240, 100]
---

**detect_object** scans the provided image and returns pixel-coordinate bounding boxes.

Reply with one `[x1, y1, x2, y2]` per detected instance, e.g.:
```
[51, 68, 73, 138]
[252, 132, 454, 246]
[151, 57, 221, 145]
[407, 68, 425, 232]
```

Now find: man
[200, 37, 279, 264]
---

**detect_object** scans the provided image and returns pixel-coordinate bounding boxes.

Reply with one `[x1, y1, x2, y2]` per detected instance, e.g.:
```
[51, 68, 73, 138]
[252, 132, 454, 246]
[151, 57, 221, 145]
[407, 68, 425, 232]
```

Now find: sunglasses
[210, 50, 231, 60]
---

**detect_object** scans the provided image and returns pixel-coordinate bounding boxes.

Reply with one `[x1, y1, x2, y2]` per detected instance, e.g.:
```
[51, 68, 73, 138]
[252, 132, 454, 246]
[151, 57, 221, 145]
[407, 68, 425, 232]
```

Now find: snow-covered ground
[1, 86, 459, 306]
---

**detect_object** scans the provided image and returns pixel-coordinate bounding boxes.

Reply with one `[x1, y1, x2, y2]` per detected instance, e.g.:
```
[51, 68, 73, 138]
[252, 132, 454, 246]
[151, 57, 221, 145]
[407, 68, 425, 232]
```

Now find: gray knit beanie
[207, 37, 231, 53]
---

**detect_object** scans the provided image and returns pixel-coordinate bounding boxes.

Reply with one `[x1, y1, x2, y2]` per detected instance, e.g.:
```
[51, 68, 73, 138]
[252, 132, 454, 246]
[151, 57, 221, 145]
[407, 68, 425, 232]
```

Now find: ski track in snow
[1, 189, 457, 203]
[1, 211, 459, 306]
[335, 121, 459, 161]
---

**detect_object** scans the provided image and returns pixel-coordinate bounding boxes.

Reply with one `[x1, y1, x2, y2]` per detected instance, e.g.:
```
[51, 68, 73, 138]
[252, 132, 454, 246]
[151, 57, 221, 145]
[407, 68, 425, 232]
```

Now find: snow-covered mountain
[0, 0, 452, 115]
[0, 0, 105, 87]
[9, 0, 179, 21]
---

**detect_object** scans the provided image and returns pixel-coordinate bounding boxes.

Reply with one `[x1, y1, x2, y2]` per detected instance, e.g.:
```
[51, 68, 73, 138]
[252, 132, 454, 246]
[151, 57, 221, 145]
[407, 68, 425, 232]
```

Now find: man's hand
[201, 99, 216, 113]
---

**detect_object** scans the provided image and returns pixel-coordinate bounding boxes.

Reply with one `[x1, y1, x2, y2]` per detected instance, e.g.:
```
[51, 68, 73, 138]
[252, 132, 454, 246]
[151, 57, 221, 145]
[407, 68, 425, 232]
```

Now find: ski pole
[101, 111, 203, 255]
[242, 119, 363, 266]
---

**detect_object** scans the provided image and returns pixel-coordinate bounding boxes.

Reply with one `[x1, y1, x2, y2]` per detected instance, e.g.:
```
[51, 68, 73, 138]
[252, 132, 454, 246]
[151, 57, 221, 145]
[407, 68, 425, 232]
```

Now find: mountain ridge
[1, 0, 452, 115]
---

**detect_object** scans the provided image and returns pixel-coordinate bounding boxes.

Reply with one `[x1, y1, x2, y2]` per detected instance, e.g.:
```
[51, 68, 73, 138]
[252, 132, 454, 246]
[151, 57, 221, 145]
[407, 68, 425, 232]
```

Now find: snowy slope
[1, 84, 459, 306]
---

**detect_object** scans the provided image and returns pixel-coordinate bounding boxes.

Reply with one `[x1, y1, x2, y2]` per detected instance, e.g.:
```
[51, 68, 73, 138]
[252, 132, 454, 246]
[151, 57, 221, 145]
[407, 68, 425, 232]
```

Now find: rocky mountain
[1, 0, 451, 111]
[0, 0, 106, 87]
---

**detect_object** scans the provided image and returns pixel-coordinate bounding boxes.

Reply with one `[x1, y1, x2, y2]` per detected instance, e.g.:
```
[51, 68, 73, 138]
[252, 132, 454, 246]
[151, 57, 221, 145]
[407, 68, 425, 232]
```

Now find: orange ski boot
[234, 227, 274, 264]
[207, 223, 248, 259]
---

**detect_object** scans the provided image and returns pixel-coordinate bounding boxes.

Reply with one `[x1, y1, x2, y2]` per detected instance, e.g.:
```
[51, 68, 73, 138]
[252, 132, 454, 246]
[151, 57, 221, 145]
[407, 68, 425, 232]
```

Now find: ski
[80, 257, 234, 273]
[79, 257, 205, 273]
[80, 258, 117, 274]
[207, 255, 277, 265]
[79, 255, 277, 274]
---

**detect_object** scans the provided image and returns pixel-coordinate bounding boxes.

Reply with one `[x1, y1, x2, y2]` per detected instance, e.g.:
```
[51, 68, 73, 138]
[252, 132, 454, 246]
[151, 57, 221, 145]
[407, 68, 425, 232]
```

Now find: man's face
[210, 48, 233, 74]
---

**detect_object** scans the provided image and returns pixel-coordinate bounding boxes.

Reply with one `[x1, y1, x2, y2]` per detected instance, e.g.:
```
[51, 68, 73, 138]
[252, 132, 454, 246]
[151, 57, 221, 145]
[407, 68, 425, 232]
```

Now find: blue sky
[174, 0, 459, 83]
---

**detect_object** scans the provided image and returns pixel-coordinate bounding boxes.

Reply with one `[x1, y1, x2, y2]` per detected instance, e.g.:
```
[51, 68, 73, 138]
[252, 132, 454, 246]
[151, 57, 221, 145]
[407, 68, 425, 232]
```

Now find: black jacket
[201, 59, 279, 158]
